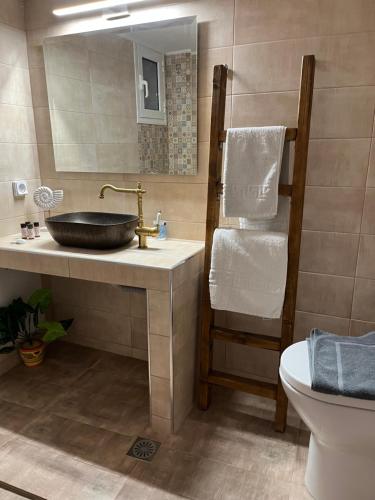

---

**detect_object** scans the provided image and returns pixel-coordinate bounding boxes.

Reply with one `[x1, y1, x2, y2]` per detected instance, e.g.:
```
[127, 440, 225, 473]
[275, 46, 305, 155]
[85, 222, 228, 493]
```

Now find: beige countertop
[0, 230, 205, 290]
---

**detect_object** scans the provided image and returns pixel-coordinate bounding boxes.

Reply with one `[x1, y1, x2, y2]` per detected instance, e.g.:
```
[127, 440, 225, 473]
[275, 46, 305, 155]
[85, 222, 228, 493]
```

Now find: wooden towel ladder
[198, 55, 315, 432]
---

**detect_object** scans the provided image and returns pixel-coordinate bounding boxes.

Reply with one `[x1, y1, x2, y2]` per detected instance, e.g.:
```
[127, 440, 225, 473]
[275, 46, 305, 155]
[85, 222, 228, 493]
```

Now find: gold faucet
[99, 182, 159, 249]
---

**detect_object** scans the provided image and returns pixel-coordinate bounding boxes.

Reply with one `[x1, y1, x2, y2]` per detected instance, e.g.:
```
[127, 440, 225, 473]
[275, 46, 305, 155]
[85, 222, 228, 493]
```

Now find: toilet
[280, 341, 375, 500]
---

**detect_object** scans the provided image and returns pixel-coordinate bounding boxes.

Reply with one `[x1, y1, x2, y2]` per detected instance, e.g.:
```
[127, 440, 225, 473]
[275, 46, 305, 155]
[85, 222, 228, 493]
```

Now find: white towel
[209, 228, 288, 319]
[223, 126, 286, 219]
[240, 196, 290, 232]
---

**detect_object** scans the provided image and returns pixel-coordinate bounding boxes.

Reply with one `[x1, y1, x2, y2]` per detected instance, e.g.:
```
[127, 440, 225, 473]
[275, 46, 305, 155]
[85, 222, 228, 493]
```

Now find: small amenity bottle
[158, 221, 168, 240]
[33, 222, 40, 237]
[20, 223, 28, 239]
[27, 223, 35, 239]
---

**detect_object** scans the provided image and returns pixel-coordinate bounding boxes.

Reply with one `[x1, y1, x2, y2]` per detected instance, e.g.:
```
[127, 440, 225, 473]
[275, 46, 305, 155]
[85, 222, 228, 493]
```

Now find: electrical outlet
[12, 180, 28, 198]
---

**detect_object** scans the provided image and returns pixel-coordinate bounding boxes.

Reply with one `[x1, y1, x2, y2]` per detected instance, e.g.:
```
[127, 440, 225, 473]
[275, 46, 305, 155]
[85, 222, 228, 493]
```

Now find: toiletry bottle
[154, 210, 162, 227]
[27, 223, 35, 240]
[158, 221, 167, 240]
[34, 222, 40, 237]
[20, 223, 27, 239]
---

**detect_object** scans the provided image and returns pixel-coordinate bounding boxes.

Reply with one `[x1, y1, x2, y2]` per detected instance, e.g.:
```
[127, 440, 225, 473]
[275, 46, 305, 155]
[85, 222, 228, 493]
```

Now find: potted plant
[0, 288, 73, 367]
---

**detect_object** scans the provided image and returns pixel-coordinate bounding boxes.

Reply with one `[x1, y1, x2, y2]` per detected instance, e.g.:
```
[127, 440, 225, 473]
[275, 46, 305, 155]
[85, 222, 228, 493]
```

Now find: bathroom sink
[45, 212, 139, 250]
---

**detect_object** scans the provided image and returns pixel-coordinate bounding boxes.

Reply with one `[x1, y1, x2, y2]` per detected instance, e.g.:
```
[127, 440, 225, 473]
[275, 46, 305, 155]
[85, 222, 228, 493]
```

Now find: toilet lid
[280, 340, 375, 411]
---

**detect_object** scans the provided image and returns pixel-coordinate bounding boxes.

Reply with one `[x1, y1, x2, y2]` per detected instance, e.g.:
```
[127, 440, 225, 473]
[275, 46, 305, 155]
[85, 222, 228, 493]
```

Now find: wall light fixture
[53, 0, 144, 17]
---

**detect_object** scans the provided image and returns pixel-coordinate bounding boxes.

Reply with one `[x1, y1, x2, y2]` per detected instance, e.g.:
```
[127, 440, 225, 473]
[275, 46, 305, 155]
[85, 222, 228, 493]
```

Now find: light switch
[12, 180, 28, 198]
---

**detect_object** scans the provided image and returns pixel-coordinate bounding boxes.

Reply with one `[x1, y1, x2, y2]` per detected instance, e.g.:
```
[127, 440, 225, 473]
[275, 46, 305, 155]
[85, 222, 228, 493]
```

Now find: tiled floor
[0, 342, 312, 500]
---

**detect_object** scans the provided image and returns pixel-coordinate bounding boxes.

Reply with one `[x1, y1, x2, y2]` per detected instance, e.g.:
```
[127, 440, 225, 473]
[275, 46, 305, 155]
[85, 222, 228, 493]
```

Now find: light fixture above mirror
[53, 0, 144, 17]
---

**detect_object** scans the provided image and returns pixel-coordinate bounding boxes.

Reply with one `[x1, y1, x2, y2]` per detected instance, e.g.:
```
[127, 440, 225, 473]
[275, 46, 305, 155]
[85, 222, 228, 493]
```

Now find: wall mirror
[43, 17, 197, 175]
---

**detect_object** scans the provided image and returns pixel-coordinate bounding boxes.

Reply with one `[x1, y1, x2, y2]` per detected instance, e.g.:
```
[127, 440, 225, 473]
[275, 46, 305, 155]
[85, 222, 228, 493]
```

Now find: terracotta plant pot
[19, 339, 46, 367]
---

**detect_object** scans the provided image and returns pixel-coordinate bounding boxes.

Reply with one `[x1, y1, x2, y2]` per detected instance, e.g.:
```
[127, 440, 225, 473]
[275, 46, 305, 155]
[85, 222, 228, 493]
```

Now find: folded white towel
[209, 228, 288, 318]
[240, 196, 290, 232]
[223, 126, 286, 219]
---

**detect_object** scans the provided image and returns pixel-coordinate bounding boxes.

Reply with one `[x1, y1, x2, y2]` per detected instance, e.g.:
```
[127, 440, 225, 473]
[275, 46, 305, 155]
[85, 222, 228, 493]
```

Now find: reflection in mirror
[43, 17, 197, 176]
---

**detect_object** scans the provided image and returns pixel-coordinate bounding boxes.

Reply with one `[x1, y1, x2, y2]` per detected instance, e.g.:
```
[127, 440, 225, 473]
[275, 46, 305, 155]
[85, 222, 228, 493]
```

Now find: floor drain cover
[127, 437, 161, 462]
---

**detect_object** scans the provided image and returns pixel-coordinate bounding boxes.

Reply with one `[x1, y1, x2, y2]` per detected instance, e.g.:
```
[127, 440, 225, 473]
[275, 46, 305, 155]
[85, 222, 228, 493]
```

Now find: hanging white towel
[223, 126, 286, 219]
[239, 196, 290, 233]
[209, 228, 288, 318]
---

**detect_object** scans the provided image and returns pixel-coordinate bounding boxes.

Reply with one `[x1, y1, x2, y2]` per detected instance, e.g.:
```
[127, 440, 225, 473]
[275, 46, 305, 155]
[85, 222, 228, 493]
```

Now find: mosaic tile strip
[165, 52, 197, 175]
[138, 124, 168, 174]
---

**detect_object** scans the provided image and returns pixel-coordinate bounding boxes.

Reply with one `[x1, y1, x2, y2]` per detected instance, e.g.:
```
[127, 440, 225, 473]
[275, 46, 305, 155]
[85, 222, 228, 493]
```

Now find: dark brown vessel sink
[46, 212, 139, 250]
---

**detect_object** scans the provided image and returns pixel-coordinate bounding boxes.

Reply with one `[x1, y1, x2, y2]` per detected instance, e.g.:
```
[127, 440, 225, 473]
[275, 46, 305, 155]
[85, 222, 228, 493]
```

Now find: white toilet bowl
[280, 341, 375, 500]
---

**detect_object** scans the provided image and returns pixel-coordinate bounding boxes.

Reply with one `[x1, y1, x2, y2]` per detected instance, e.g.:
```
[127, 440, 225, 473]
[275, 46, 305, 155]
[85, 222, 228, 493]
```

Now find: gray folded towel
[307, 329, 375, 400]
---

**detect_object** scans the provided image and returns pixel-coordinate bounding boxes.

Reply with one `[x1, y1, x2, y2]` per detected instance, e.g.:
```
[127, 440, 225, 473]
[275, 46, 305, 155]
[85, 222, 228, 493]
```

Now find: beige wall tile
[234, 0, 375, 44]
[92, 83, 136, 117]
[148, 290, 171, 337]
[300, 230, 359, 276]
[95, 113, 137, 144]
[27, 42, 44, 69]
[0, 65, 32, 106]
[307, 139, 370, 187]
[302, 187, 364, 233]
[166, 221, 206, 241]
[44, 40, 90, 81]
[311, 87, 375, 139]
[54, 144, 97, 172]
[220, 311, 281, 337]
[29, 67, 48, 107]
[0, 249, 69, 277]
[37, 144, 55, 178]
[0, 23, 28, 68]
[296, 272, 354, 318]
[352, 278, 375, 322]
[131, 317, 148, 351]
[233, 33, 375, 94]
[172, 253, 203, 289]
[149, 334, 170, 379]
[50, 109, 96, 144]
[150, 414, 172, 436]
[49, 277, 131, 314]
[0, 0, 25, 30]
[226, 344, 279, 382]
[68, 259, 170, 291]
[349, 320, 375, 337]
[150, 375, 172, 419]
[141, 182, 207, 224]
[46, 73, 92, 113]
[357, 235, 375, 279]
[198, 47, 233, 98]
[198, 95, 231, 142]
[232, 92, 298, 129]
[0, 144, 39, 182]
[53, 302, 133, 347]
[294, 311, 349, 342]
[130, 288, 147, 319]
[361, 188, 375, 234]
[89, 50, 127, 88]
[33, 107, 52, 144]
[0, 104, 36, 144]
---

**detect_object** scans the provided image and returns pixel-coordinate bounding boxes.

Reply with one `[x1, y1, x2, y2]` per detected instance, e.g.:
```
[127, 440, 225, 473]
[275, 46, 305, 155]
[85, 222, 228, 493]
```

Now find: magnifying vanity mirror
[42, 16, 197, 175]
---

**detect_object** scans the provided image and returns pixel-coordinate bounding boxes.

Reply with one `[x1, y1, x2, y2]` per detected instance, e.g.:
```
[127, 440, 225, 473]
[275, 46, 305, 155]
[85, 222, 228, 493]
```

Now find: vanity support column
[147, 251, 204, 435]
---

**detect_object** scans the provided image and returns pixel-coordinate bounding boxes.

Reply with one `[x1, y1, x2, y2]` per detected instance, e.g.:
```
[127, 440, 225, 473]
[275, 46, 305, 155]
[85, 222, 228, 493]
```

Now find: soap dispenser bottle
[154, 210, 167, 240]
[158, 221, 167, 240]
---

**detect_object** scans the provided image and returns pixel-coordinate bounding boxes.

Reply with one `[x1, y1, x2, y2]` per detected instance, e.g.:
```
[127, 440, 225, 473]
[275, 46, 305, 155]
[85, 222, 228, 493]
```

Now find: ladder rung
[217, 182, 292, 197]
[211, 326, 281, 351]
[219, 127, 297, 143]
[207, 370, 277, 400]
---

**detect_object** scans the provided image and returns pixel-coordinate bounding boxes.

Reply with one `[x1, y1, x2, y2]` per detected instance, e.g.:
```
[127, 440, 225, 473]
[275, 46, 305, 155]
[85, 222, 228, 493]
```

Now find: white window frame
[134, 43, 166, 126]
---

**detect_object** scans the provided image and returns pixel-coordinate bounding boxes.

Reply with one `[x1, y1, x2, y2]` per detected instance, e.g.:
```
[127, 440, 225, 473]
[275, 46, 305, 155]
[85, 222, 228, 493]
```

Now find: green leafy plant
[0, 288, 73, 353]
